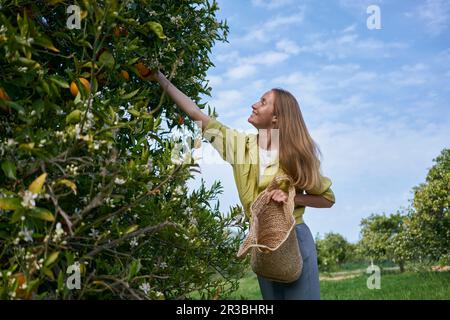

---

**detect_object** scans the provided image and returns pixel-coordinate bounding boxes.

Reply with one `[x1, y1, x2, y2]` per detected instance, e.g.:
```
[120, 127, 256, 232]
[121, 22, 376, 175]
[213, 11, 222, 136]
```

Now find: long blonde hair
[271, 88, 322, 191]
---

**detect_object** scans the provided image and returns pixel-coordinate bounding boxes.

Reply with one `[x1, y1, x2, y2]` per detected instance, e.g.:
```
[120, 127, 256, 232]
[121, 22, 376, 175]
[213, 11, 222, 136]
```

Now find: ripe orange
[113, 26, 128, 37]
[135, 61, 151, 78]
[13, 272, 32, 299]
[0, 87, 10, 101]
[120, 70, 130, 81]
[70, 78, 90, 97]
[177, 114, 184, 125]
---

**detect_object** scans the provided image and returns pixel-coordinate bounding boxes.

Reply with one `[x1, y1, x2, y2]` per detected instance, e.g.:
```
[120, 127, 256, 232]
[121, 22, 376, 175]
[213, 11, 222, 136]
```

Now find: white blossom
[7, 139, 17, 147]
[52, 222, 66, 243]
[21, 190, 37, 209]
[173, 186, 183, 195]
[139, 282, 151, 295]
[114, 177, 126, 185]
[147, 158, 153, 172]
[89, 228, 99, 239]
[130, 238, 138, 247]
[19, 227, 34, 242]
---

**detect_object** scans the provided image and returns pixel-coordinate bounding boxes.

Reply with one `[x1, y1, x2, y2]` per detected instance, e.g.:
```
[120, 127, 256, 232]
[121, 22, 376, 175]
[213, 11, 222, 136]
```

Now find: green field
[227, 269, 450, 300]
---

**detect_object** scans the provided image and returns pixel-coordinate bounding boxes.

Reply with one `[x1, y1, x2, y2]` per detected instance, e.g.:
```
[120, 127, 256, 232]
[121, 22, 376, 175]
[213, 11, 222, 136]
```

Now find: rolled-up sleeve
[305, 175, 335, 203]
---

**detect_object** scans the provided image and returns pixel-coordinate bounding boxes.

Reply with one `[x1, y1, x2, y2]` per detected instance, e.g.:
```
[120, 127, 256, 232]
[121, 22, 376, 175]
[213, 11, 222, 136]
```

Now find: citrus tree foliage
[402, 148, 450, 265]
[0, 0, 248, 299]
[358, 148, 450, 269]
[358, 212, 406, 271]
[315, 232, 354, 272]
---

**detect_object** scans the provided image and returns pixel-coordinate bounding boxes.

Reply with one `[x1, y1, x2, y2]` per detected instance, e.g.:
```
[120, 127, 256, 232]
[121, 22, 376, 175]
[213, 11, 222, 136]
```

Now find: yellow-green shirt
[202, 117, 335, 224]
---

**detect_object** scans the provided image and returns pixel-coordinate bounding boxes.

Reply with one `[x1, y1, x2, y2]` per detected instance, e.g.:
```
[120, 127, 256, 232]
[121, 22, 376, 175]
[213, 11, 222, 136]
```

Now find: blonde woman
[144, 70, 335, 300]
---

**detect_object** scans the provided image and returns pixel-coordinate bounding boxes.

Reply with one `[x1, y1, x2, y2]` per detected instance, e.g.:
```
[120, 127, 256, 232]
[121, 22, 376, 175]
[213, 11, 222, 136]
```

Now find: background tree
[358, 213, 406, 271]
[402, 148, 450, 265]
[316, 232, 353, 272]
[0, 0, 248, 300]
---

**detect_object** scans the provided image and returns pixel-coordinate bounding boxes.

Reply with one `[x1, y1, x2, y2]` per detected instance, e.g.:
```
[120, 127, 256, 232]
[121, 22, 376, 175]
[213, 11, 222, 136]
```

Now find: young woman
[143, 69, 335, 300]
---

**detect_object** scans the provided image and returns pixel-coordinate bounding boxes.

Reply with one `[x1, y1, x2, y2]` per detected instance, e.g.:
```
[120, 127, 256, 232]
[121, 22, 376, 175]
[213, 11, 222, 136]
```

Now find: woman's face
[248, 90, 276, 129]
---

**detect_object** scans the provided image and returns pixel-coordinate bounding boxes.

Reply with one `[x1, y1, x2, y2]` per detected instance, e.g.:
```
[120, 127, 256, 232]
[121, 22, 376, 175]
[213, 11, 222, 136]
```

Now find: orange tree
[0, 0, 247, 299]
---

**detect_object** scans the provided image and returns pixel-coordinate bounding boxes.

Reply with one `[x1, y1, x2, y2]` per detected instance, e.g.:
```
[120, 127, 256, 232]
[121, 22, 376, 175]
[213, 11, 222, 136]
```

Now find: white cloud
[222, 50, 290, 80]
[234, 8, 305, 43]
[341, 24, 357, 33]
[386, 63, 428, 86]
[215, 50, 240, 63]
[241, 51, 289, 65]
[207, 75, 223, 87]
[208, 89, 245, 118]
[251, 0, 295, 10]
[298, 32, 407, 60]
[339, 0, 383, 10]
[406, 0, 450, 36]
[225, 64, 257, 80]
[276, 39, 300, 54]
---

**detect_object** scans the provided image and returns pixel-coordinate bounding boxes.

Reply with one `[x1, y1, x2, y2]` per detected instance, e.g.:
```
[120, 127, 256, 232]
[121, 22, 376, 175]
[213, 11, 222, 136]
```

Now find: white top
[259, 146, 278, 181]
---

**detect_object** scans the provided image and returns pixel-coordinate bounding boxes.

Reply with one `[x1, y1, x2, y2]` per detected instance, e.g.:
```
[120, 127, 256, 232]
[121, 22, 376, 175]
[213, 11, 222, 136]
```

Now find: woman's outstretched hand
[142, 69, 160, 82]
[135, 62, 160, 82]
[267, 189, 288, 204]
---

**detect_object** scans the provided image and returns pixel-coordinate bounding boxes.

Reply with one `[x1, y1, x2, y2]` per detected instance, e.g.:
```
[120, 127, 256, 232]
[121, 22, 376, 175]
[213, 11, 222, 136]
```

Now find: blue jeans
[257, 223, 320, 300]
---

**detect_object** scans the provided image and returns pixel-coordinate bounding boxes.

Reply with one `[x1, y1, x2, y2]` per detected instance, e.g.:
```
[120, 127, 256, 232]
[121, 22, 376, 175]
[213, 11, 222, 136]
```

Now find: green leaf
[0, 197, 21, 210]
[19, 142, 35, 152]
[128, 109, 140, 117]
[29, 173, 47, 194]
[30, 207, 55, 222]
[43, 267, 55, 280]
[146, 21, 166, 39]
[57, 270, 64, 292]
[98, 51, 115, 69]
[34, 35, 60, 52]
[49, 76, 69, 89]
[44, 251, 60, 267]
[128, 259, 141, 281]
[54, 179, 77, 195]
[17, 57, 40, 69]
[66, 109, 82, 124]
[1, 160, 17, 180]
[121, 89, 140, 100]
[81, 62, 99, 69]
[124, 224, 139, 235]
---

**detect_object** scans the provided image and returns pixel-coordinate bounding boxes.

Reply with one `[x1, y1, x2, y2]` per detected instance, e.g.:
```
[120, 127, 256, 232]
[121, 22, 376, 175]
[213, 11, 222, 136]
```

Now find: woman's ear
[272, 115, 278, 124]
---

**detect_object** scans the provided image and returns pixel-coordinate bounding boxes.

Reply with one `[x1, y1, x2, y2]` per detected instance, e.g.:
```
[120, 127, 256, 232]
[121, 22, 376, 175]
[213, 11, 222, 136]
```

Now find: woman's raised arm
[144, 69, 211, 132]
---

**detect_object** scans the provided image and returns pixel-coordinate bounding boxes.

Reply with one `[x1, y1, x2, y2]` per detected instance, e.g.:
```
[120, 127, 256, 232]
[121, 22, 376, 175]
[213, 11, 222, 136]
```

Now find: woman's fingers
[269, 189, 288, 203]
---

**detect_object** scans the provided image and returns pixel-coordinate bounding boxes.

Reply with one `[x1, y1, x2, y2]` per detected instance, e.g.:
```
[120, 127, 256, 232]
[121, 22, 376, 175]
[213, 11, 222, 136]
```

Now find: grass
[225, 269, 450, 300]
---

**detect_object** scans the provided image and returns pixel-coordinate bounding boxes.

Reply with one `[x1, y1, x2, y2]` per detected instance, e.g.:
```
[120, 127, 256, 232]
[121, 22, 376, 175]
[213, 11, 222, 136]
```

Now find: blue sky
[186, 0, 450, 243]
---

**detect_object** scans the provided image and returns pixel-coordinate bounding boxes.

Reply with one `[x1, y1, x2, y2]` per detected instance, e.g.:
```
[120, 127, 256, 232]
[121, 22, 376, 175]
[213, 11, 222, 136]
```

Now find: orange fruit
[0, 87, 10, 101]
[135, 61, 151, 78]
[13, 272, 32, 299]
[70, 78, 90, 97]
[113, 26, 128, 37]
[120, 70, 130, 81]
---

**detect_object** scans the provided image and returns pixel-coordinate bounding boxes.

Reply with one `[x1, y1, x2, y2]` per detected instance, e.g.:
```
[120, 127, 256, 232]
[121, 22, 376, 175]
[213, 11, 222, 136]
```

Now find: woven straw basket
[237, 175, 303, 283]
